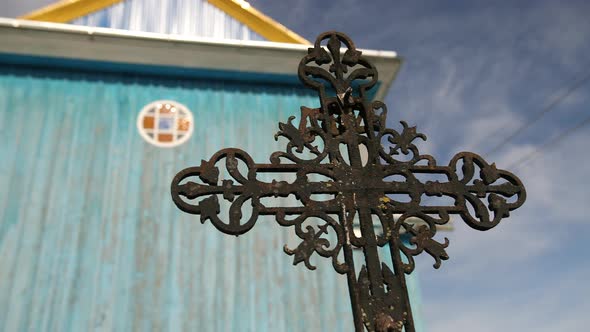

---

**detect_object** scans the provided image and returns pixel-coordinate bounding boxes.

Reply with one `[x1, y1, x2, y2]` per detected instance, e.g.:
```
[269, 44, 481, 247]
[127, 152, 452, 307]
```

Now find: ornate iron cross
[171, 32, 526, 332]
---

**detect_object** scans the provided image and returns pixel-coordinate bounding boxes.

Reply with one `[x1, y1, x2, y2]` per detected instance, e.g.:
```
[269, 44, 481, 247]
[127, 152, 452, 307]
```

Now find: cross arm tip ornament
[170, 31, 526, 332]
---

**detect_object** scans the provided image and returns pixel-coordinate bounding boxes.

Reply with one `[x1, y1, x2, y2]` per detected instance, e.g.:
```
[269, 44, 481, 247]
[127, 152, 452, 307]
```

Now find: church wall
[0, 64, 422, 331]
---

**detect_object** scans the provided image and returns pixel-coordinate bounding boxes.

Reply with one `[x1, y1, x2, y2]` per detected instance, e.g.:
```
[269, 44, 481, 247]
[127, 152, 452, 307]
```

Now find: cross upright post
[171, 31, 526, 332]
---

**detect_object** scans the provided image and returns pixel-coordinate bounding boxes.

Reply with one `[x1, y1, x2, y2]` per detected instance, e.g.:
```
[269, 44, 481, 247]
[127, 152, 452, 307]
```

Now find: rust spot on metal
[375, 312, 402, 332]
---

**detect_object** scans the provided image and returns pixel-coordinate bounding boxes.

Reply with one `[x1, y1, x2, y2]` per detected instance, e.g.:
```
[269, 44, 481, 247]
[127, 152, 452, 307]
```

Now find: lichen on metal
[171, 31, 526, 332]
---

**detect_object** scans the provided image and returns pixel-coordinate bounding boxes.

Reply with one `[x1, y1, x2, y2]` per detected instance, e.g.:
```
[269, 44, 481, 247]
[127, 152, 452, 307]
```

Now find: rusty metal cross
[171, 32, 526, 332]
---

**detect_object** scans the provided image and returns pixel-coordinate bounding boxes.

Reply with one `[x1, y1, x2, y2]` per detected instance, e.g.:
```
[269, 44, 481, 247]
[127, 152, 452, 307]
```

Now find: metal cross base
[171, 31, 526, 332]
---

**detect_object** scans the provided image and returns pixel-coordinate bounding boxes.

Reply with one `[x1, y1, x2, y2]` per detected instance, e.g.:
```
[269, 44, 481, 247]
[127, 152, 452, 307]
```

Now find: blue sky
[255, 1, 590, 330]
[2, 0, 590, 331]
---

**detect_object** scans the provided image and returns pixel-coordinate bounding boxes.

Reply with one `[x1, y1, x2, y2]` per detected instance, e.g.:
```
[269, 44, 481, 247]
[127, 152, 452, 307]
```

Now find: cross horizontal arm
[380, 152, 526, 230]
[172, 147, 525, 235]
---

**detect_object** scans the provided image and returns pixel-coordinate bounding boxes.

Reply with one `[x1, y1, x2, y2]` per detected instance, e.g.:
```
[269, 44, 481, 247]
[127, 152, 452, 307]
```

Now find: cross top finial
[299, 31, 377, 107]
[171, 31, 526, 332]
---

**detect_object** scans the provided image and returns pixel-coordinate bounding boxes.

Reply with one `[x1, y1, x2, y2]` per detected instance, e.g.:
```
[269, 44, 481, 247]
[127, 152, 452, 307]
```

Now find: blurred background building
[0, 1, 423, 331]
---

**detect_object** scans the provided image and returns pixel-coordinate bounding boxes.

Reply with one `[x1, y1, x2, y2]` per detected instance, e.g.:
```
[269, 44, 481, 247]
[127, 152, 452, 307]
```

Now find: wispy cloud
[423, 264, 590, 332]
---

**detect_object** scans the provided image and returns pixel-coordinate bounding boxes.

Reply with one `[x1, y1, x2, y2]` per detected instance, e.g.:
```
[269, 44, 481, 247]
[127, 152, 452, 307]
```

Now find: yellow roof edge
[19, 0, 124, 23]
[207, 0, 310, 44]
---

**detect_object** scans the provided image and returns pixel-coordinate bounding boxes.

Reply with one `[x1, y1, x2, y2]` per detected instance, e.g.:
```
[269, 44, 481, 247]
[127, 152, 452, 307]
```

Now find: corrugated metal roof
[70, 0, 265, 41]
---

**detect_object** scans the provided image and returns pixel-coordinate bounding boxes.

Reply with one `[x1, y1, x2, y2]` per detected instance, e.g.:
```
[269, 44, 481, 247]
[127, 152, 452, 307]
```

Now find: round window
[137, 100, 194, 148]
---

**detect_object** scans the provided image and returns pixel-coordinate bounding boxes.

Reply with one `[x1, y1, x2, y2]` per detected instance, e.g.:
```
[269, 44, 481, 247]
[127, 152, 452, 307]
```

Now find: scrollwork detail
[298, 31, 377, 100]
[277, 212, 348, 274]
[449, 152, 526, 230]
[377, 120, 436, 167]
[394, 213, 451, 273]
[271, 111, 329, 165]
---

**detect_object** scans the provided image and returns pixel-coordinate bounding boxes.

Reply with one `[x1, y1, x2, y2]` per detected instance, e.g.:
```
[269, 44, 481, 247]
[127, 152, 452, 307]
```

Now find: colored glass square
[143, 116, 155, 129]
[158, 134, 174, 142]
[158, 118, 173, 131]
[177, 118, 190, 131]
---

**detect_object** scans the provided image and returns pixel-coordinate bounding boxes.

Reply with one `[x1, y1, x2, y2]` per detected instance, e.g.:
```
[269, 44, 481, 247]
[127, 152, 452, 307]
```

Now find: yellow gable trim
[20, 0, 309, 45]
[19, 0, 124, 23]
[207, 0, 310, 44]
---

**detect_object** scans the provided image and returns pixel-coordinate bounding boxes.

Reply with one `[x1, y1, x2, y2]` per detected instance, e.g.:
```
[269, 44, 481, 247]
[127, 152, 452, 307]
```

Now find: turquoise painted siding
[0, 66, 423, 331]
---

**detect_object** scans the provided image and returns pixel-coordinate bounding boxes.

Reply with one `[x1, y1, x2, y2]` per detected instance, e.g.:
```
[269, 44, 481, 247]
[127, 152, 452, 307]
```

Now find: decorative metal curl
[171, 31, 526, 332]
